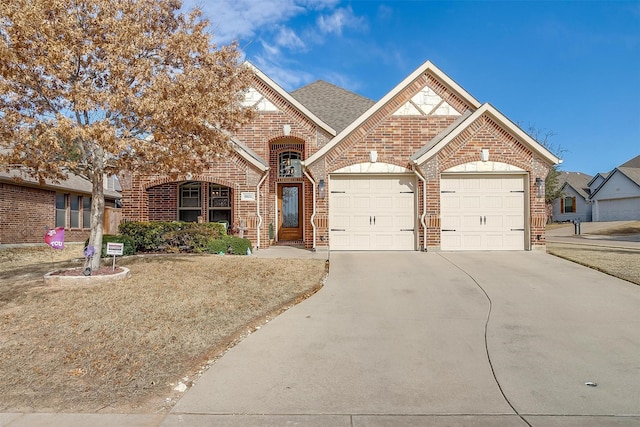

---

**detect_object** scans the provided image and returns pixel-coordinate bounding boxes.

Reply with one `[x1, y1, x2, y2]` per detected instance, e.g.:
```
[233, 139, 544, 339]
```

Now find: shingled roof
[618, 154, 640, 187]
[557, 171, 593, 199]
[290, 80, 375, 133]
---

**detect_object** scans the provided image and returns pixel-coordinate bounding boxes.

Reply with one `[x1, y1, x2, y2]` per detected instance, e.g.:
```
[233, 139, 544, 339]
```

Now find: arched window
[279, 151, 302, 178]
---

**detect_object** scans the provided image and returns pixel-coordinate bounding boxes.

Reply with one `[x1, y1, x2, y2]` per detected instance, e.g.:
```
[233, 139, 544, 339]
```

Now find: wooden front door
[278, 183, 303, 241]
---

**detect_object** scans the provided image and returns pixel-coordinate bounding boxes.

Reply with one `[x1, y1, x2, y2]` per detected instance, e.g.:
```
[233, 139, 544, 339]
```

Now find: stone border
[44, 267, 131, 286]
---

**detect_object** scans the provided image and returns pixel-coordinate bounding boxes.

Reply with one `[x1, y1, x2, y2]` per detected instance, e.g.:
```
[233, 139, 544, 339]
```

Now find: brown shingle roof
[290, 81, 375, 133]
[0, 168, 121, 199]
[558, 171, 593, 199]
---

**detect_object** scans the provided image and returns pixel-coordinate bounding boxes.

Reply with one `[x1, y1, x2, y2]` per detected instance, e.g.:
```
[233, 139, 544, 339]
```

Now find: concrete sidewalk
[3, 250, 640, 426]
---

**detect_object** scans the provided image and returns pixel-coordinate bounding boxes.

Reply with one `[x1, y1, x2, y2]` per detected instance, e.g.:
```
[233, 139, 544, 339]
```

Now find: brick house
[120, 60, 560, 251]
[0, 169, 121, 245]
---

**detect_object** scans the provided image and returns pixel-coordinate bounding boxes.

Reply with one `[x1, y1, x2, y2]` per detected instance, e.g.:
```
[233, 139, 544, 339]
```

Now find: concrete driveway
[168, 251, 640, 426]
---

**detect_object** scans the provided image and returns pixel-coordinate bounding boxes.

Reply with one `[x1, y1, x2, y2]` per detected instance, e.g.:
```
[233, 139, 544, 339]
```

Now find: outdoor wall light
[535, 177, 545, 198]
[283, 124, 291, 136]
[370, 150, 378, 163]
[318, 179, 326, 199]
[481, 148, 490, 162]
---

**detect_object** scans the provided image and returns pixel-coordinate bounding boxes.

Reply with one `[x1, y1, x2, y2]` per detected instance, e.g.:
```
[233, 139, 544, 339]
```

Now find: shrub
[84, 235, 135, 257]
[225, 235, 252, 255]
[119, 221, 226, 252]
[163, 227, 223, 253]
[205, 236, 252, 255]
[205, 239, 228, 254]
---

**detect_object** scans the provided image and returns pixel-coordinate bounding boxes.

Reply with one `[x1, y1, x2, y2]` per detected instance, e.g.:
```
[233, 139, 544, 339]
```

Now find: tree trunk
[88, 152, 106, 270]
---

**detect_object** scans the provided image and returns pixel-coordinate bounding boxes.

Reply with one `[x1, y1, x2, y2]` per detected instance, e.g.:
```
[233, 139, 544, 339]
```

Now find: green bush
[163, 227, 223, 253]
[205, 239, 229, 254]
[225, 235, 252, 255]
[205, 235, 252, 255]
[84, 234, 135, 257]
[119, 221, 226, 252]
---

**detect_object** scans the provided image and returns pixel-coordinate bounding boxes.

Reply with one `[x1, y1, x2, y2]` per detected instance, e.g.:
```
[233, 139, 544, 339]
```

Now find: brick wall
[122, 72, 332, 250]
[419, 113, 551, 250]
[0, 183, 91, 244]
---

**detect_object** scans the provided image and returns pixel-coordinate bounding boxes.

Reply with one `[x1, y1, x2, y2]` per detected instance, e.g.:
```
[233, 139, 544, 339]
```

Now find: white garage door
[441, 175, 526, 251]
[329, 175, 416, 250]
[597, 197, 640, 221]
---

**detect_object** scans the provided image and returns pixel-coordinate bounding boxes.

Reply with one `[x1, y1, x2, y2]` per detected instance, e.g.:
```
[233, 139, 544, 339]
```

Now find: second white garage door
[441, 175, 526, 251]
[329, 175, 416, 250]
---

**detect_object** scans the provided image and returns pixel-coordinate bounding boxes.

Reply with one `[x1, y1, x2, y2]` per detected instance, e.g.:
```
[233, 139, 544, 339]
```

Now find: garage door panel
[332, 215, 352, 228]
[395, 214, 414, 229]
[374, 214, 393, 228]
[462, 196, 481, 209]
[329, 175, 416, 250]
[441, 195, 460, 209]
[441, 175, 526, 251]
[485, 196, 502, 208]
[332, 195, 351, 209]
[374, 195, 394, 209]
[352, 196, 370, 209]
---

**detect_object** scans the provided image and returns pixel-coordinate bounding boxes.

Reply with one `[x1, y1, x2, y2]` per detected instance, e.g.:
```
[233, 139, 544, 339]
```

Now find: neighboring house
[587, 172, 609, 195]
[0, 169, 121, 244]
[552, 172, 593, 223]
[120, 60, 560, 251]
[589, 154, 640, 221]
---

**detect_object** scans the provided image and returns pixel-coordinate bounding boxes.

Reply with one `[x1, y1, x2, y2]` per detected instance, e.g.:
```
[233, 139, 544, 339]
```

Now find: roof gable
[558, 171, 593, 200]
[244, 62, 336, 137]
[412, 103, 561, 166]
[589, 167, 640, 200]
[587, 172, 608, 189]
[589, 154, 640, 199]
[290, 81, 375, 133]
[305, 60, 482, 166]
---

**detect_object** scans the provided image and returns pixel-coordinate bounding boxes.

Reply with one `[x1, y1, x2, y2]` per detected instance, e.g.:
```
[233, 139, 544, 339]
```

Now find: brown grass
[588, 221, 640, 236]
[0, 247, 327, 413]
[547, 242, 640, 286]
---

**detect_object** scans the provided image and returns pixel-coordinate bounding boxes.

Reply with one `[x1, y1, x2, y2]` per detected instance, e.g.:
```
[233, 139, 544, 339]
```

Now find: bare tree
[0, 0, 254, 269]
[521, 124, 565, 204]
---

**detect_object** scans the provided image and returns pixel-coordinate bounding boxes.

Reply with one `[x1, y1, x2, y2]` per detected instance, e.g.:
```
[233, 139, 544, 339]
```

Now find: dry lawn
[547, 243, 640, 286]
[589, 220, 640, 236]
[0, 245, 327, 413]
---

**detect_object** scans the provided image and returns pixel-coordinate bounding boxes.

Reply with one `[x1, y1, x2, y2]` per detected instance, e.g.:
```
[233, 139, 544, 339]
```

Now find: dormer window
[279, 151, 302, 178]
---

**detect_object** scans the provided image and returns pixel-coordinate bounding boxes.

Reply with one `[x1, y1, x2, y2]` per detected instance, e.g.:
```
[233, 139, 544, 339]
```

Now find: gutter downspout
[302, 166, 317, 251]
[255, 170, 269, 250]
[412, 162, 428, 252]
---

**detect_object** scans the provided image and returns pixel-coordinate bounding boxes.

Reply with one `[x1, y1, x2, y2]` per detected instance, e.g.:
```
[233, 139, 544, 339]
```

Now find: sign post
[106, 242, 124, 271]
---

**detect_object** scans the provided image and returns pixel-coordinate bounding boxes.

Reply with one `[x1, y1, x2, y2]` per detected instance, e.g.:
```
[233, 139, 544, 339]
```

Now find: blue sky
[182, 0, 640, 175]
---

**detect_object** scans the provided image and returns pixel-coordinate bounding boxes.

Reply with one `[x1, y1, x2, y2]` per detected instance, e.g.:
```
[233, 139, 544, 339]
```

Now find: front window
[70, 195, 81, 228]
[562, 196, 576, 213]
[179, 182, 201, 222]
[83, 197, 92, 228]
[279, 151, 302, 178]
[55, 194, 66, 227]
[209, 184, 232, 227]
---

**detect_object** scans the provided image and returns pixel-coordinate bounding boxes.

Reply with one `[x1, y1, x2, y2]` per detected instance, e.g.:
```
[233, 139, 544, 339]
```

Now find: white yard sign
[106, 242, 124, 256]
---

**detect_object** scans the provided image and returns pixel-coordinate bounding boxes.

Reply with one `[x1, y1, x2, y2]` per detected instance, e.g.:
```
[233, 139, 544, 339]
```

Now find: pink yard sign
[44, 227, 65, 250]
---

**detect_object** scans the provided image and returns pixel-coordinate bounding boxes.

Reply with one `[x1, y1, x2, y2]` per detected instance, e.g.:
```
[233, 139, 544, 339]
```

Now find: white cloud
[317, 6, 367, 35]
[182, 0, 339, 44]
[252, 55, 315, 91]
[274, 26, 306, 51]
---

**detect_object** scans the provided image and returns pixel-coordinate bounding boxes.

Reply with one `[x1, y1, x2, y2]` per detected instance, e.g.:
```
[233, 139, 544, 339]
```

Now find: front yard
[0, 245, 327, 413]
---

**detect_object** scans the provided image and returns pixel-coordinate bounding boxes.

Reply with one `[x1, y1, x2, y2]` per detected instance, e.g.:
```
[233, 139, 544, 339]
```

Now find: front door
[278, 183, 303, 241]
